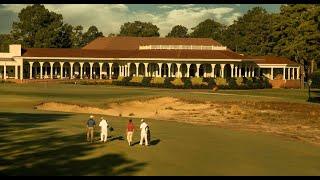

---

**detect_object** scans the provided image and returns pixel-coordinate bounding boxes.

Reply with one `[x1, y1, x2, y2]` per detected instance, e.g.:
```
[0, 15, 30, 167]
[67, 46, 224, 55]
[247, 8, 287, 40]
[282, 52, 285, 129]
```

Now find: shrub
[130, 77, 143, 83]
[235, 77, 244, 87]
[141, 77, 152, 86]
[206, 78, 216, 89]
[164, 77, 175, 88]
[191, 77, 203, 86]
[182, 77, 192, 89]
[227, 78, 237, 89]
[244, 77, 253, 89]
[150, 77, 165, 84]
[215, 77, 228, 86]
[171, 78, 184, 86]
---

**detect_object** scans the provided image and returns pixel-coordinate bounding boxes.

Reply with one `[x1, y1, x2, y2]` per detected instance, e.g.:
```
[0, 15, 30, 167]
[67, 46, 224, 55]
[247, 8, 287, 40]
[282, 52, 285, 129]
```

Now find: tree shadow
[0, 112, 147, 175]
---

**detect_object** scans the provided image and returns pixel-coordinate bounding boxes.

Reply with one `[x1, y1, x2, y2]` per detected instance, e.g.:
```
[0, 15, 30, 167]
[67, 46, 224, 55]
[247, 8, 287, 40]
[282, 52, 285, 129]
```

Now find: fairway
[1, 83, 320, 175]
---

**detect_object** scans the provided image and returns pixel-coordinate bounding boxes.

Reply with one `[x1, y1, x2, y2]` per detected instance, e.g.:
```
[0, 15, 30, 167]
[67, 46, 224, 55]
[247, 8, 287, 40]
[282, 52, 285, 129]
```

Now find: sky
[0, 4, 281, 37]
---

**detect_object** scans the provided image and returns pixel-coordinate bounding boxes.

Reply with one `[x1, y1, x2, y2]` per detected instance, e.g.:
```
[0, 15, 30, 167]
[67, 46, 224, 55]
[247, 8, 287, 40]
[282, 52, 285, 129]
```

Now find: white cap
[90, 115, 94, 118]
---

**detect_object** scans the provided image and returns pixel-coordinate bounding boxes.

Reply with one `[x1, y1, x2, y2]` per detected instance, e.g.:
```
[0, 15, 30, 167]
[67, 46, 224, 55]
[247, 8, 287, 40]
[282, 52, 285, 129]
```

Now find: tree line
[0, 4, 319, 78]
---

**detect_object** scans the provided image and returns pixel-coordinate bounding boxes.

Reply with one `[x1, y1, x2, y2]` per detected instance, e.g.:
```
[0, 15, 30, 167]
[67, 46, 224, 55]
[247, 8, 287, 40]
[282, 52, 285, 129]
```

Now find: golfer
[86, 115, 96, 143]
[99, 117, 108, 143]
[126, 119, 135, 146]
[139, 119, 149, 146]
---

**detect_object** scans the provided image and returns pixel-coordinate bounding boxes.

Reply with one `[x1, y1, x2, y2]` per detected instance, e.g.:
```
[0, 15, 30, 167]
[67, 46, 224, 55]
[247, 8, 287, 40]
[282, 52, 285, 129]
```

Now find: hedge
[111, 76, 271, 90]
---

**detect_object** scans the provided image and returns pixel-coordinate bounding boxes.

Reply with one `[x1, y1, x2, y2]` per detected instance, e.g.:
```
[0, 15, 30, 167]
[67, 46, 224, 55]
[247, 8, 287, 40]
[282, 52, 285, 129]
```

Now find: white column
[168, 63, 172, 77]
[234, 66, 238, 78]
[3, 64, 6, 80]
[288, 68, 291, 80]
[283, 67, 286, 80]
[177, 63, 181, 78]
[50, 62, 54, 79]
[195, 64, 200, 77]
[59, 62, 64, 79]
[231, 64, 234, 78]
[135, 63, 139, 77]
[239, 65, 242, 77]
[80, 62, 84, 79]
[99, 62, 103, 79]
[186, 64, 191, 78]
[158, 63, 163, 77]
[271, 68, 274, 80]
[252, 66, 255, 77]
[144, 63, 148, 77]
[297, 67, 300, 79]
[211, 64, 216, 78]
[292, 68, 295, 80]
[39, 62, 44, 79]
[220, 64, 225, 78]
[70, 62, 74, 79]
[14, 65, 18, 79]
[108, 63, 112, 79]
[244, 64, 248, 77]
[29, 62, 33, 79]
[124, 64, 128, 77]
[20, 64, 23, 80]
[89, 62, 93, 79]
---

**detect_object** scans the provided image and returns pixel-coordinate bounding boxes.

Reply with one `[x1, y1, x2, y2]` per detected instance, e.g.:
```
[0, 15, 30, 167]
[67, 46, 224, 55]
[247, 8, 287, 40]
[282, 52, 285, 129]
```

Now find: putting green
[0, 83, 319, 175]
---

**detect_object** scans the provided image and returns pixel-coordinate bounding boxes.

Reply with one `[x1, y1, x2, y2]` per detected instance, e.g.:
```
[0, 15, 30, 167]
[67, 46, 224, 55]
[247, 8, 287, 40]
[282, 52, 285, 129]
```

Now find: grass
[0, 83, 320, 175]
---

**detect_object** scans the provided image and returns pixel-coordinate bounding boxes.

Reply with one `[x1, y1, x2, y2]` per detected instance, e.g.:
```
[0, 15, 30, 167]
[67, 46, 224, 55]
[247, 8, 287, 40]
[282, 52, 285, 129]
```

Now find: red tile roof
[82, 36, 223, 50]
[21, 48, 245, 59]
[246, 55, 298, 65]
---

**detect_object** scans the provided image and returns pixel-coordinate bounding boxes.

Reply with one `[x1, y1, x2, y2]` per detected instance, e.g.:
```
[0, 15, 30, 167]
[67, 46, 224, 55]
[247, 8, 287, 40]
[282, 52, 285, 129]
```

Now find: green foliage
[150, 77, 165, 84]
[119, 21, 160, 37]
[310, 71, 320, 88]
[130, 77, 143, 83]
[190, 19, 225, 42]
[191, 77, 203, 86]
[221, 7, 274, 55]
[215, 77, 228, 86]
[170, 78, 184, 86]
[166, 25, 188, 38]
[0, 34, 13, 52]
[81, 26, 104, 47]
[235, 77, 245, 87]
[182, 78, 192, 89]
[141, 77, 152, 86]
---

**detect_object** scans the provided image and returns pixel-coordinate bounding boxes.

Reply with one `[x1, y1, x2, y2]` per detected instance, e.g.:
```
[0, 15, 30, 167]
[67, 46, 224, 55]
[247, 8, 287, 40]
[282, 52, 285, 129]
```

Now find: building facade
[0, 37, 300, 82]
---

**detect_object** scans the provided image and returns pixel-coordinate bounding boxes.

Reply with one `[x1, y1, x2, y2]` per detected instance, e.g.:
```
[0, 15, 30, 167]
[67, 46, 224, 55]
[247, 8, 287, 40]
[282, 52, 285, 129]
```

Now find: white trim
[21, 56, 249, 62]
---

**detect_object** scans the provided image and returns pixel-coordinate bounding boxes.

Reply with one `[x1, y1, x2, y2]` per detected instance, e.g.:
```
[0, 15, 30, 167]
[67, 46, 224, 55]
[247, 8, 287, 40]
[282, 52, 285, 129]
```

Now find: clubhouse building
[0, 37, 300, 87]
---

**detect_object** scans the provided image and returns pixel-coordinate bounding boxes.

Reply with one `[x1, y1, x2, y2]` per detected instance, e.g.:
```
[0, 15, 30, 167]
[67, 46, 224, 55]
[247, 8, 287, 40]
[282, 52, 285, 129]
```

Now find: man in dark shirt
[87, 115, 96, 143]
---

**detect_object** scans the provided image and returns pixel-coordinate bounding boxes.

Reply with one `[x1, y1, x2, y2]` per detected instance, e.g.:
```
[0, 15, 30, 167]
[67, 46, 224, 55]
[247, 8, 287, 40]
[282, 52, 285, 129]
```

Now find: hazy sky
[0, 4, 281, 36]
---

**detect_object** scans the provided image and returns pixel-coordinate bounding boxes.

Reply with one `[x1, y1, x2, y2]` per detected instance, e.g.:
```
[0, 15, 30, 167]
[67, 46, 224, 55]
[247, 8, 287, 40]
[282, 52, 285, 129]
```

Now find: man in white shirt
[99, 117, 108, 143]
[139, 119, 149, 146]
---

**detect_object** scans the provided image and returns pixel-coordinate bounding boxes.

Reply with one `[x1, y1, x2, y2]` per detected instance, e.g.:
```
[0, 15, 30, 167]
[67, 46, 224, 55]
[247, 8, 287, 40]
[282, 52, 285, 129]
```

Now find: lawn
[0, 83, 320, 175]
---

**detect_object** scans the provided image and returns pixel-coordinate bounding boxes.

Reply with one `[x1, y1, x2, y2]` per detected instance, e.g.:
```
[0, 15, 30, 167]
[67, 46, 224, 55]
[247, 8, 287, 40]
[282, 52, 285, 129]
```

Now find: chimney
[9, 44, 21, 56]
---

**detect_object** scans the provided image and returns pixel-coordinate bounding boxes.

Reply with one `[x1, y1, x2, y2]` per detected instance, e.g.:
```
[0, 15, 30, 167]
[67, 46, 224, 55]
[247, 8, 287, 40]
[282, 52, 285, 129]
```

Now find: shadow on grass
[131, 139, 160, 146]
[0, 112, 147, 175]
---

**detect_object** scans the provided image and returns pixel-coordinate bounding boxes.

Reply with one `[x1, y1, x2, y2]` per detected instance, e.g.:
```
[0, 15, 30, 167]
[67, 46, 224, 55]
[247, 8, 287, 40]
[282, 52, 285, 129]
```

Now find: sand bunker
[35, 97, 320, 146]
[35, 97, 213, 120]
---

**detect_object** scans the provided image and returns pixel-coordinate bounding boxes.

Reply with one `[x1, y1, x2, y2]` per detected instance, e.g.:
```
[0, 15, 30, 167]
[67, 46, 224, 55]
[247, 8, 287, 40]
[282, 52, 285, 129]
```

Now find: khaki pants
[127, 131, 133, 145]
[87, 127, 94, 142]
[140, 132, 148, 146]
[100, 129, 108, 142]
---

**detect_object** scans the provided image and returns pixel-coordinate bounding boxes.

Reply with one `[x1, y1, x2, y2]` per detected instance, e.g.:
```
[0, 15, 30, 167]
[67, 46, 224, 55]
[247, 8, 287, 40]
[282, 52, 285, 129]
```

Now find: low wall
[269, 79, 301, 89]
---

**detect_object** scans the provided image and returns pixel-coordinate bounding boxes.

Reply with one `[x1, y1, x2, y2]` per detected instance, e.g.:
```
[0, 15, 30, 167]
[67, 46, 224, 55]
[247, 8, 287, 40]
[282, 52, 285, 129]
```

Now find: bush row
[111, 76, 272, 89]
